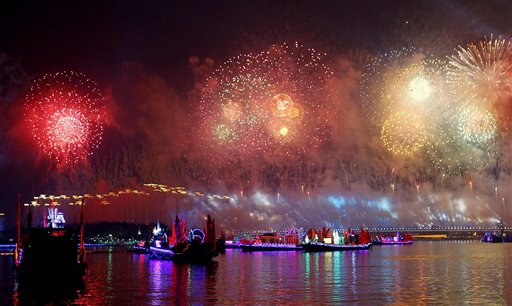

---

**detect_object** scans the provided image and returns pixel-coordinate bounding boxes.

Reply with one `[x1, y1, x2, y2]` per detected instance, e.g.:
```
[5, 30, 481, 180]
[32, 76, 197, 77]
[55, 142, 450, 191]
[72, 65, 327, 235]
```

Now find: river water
[1, 241, 511, 305]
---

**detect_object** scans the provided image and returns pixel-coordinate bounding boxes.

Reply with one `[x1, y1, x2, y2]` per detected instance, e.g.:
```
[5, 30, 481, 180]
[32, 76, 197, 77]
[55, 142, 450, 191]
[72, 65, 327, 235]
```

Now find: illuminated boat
[15, 196, 87, 288]
[222, 234, 253, 249]
[372, 233, 414, 245]
[147, 214, 218, 263]
[302, 227, 372, 252]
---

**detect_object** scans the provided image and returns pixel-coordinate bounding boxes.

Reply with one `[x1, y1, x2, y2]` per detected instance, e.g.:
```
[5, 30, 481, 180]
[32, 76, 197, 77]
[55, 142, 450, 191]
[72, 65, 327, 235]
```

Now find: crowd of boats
[126, 221, 423, 259]
[220, 228, 412, 252]
[9, 193, 512, 292]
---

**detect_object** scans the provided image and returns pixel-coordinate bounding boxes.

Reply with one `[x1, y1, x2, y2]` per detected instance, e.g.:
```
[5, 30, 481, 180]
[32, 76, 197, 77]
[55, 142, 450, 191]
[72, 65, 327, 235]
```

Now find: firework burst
[425, 35, 511, 174]
[427, 129, 496, 175]
[199, 43, 333, 161]
[361, 49, 447, 160]
[361, 49, 447, 127]
[456, 105, 497, 145]
[25, 71, 106, 164]
[447, 35, 512, 108]
[381, 110, 430, 156]
[425, 103, 497, 175]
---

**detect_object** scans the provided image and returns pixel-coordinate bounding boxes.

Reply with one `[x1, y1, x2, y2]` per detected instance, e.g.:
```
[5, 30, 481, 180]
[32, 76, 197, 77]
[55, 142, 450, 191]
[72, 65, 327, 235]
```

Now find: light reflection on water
[1, 241, 511, 305]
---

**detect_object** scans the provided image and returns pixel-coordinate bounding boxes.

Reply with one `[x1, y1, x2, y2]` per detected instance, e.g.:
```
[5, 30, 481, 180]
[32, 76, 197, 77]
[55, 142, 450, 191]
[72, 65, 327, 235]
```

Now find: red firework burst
[25, 71, 106, 164]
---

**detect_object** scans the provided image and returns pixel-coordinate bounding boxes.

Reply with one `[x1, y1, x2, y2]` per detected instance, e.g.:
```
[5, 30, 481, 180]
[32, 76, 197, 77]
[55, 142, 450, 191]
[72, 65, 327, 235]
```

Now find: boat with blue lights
[128, 241, 149, 254]
[0, 243, 15, 254]
[302, 227, 373, 252]
[481, 228, 512, 243]
[147, 214, 218, 263]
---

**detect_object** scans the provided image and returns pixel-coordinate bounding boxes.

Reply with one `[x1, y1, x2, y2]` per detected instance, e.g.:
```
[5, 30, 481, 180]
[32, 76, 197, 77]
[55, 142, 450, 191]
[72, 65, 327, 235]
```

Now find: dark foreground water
[1, 241, 511, 305]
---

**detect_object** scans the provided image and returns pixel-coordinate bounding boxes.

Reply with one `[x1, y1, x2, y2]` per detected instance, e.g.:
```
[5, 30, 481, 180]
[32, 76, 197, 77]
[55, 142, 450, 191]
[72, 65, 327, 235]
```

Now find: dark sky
[0, 0, 511, 229]
[1, 1, 510, 88]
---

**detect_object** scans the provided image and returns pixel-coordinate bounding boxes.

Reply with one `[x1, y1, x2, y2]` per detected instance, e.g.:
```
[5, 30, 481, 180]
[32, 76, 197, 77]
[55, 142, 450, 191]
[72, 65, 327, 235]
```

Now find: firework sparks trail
[25, 71, 107, 164]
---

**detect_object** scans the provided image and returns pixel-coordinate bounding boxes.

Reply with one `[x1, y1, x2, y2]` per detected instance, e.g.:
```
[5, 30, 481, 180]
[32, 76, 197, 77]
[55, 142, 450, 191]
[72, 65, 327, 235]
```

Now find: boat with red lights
[240, 230, 304, 252]
[302, 227, 372, 252]
[219, 233, 245, 249]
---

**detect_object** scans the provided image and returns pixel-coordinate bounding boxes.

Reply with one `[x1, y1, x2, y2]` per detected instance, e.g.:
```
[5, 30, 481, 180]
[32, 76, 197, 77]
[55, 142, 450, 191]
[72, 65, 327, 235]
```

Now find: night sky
[0, 1, 511, 230]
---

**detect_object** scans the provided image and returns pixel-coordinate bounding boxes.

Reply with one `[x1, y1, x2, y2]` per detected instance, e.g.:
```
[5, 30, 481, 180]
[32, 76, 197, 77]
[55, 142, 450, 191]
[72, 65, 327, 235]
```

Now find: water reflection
[302, 250, 372, 303]
[106, 249, 113, 303]
[13, 283, 84, 306]
[9, 255, 85, 306]
[1, 242, 511, 305]
[145, 255, 220, 304]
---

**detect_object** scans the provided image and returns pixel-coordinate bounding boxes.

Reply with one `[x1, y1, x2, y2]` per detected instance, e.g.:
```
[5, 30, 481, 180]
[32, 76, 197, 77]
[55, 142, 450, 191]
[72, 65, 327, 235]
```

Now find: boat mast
[79, 195, 85, 263]
[15, 193, 21, 266]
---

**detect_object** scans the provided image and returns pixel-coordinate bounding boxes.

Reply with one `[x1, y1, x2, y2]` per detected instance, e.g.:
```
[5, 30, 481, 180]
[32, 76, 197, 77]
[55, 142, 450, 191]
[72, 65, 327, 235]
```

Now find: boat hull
[148, 244, 217, 263]
[148, 246, 174, 260]
[16, 262, 86, 289]
[224, 241, 242, 249]
[241, 244, 303, 252]
[128, 245, 149, 254]
[303, 242, 372, 252]
[16, 228, 87, 289]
